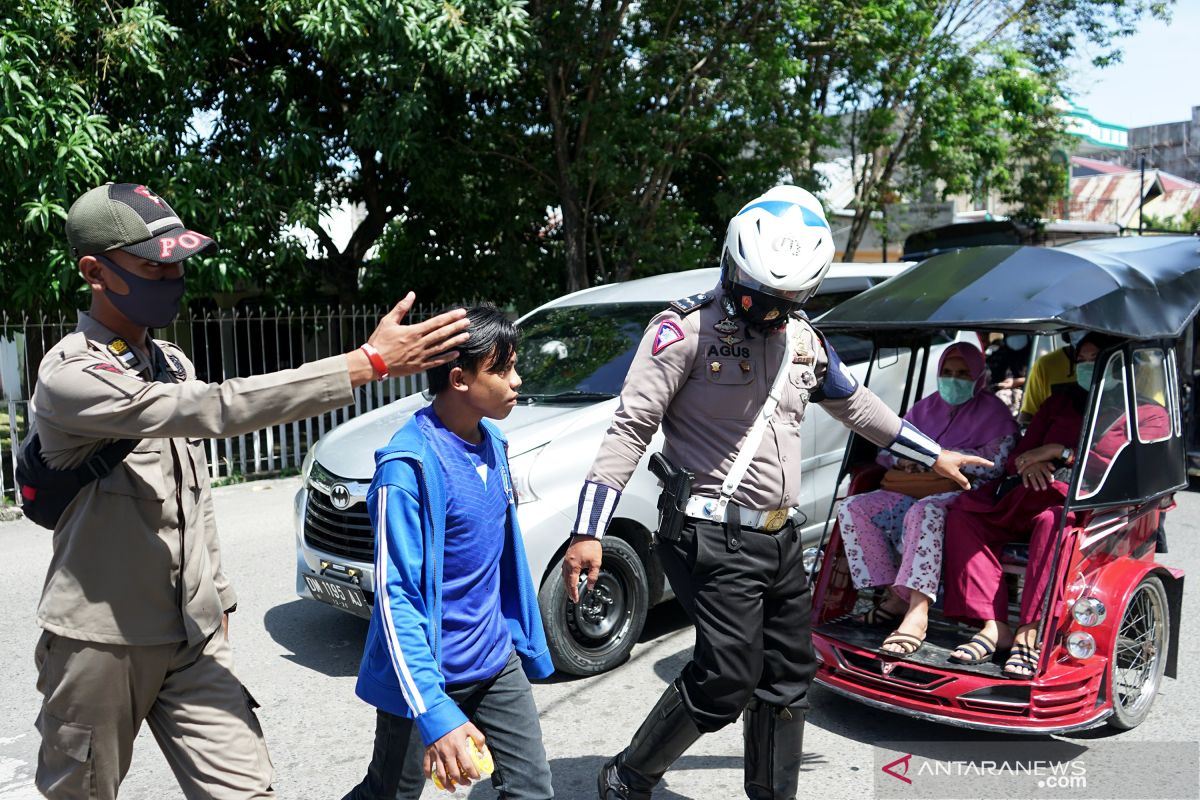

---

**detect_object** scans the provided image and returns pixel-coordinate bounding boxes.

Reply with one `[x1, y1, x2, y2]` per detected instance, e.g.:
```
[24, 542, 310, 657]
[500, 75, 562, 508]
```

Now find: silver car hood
[312, 394, 608, 481]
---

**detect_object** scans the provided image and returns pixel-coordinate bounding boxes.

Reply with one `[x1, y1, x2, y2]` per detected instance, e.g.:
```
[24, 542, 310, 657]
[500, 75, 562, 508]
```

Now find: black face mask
[723, 283, 794, 331]
[95, 254, 185, 328]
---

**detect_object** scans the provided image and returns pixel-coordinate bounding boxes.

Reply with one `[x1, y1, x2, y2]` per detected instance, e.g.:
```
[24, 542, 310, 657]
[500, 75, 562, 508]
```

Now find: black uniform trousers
[656, 517, 817, 733]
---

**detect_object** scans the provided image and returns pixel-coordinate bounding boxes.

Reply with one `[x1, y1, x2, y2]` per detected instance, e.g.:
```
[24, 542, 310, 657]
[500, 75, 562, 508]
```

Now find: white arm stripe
[375, 489, 427, 714]
[573, 480, 621, 538]
[888, 420, 942, 467]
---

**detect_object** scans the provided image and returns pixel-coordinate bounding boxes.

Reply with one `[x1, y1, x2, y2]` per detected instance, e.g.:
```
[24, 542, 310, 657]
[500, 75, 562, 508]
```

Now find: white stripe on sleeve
[375, 489, 427, 714]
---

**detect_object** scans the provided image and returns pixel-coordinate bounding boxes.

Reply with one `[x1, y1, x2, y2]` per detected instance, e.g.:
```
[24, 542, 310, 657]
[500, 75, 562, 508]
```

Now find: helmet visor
[721, 252, 808, 302]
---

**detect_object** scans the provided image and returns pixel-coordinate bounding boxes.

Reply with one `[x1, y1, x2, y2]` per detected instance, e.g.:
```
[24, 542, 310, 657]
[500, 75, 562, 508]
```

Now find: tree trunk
[842, 207, 874, 262]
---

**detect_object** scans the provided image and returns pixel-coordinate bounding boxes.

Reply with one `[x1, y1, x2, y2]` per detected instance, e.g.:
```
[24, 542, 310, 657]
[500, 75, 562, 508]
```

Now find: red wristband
[359, 343, 389, 379]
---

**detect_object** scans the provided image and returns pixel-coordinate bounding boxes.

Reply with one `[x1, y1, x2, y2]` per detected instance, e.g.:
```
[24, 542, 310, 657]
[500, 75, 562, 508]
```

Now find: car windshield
[517, 303, 663, 401]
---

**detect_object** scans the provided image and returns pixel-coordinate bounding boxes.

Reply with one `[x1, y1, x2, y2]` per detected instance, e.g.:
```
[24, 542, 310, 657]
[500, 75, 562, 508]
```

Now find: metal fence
[0, 305, 443, 505]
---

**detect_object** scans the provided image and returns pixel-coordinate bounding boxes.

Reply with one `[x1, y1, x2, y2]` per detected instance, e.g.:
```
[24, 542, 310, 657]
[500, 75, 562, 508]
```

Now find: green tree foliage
[0, 1, 176, 311]
[0, 0, 1173, 313]
[1144, 208, 1200, 233]
[829, 0, 1171, 260]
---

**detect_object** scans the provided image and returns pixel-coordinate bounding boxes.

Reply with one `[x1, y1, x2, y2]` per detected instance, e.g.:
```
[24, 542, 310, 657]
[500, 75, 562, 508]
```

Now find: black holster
[648, 452, 693, 543]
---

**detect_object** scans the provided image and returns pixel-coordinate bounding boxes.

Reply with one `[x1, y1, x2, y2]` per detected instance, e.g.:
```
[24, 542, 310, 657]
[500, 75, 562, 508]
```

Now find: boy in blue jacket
[343, 306, 555, 799]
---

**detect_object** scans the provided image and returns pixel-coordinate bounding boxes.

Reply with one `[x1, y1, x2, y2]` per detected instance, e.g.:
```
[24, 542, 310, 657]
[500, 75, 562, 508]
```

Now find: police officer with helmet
[562, 186, 990, 799]
[24, 182, 469, 800]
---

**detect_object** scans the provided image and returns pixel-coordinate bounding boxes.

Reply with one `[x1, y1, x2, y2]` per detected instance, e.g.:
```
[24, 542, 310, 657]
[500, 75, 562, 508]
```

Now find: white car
[293, 263, 944, 675]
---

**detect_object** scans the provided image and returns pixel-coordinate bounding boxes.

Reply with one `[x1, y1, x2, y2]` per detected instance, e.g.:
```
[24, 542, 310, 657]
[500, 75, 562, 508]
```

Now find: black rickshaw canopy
[818, 235, 1200, 339]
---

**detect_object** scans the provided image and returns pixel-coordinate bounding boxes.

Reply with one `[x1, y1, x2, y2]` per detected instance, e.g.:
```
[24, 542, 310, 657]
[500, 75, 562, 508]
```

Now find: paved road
[2, 477, 1198, 799]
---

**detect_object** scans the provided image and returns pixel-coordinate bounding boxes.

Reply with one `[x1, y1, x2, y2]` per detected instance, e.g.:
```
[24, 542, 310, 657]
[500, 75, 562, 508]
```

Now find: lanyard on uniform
[712, 318, 798, 520]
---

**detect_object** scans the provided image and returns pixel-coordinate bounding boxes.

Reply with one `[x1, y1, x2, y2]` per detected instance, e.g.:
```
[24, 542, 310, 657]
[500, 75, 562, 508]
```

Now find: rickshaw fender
[1083, 561, 1182, 680]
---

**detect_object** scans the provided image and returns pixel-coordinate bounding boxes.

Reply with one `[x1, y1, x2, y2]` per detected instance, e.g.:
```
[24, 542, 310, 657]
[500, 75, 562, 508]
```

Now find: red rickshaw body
[808, 236, 1197, 733]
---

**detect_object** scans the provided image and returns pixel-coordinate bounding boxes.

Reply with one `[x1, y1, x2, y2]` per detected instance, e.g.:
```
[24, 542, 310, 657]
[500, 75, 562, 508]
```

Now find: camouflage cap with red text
[66, 182, 218, 263]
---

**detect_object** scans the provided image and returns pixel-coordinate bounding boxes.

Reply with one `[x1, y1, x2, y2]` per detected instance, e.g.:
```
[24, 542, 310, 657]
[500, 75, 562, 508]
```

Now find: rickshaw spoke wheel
[1108, 575, 1169, 730]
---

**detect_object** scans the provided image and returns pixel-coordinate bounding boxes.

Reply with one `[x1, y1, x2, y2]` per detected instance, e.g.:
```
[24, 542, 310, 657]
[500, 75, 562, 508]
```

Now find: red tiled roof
[1070, 155, 1134, 175]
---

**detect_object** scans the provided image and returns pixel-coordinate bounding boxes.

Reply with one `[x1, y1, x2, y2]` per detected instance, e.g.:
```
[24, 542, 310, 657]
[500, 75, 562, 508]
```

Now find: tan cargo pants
[34, 628, 274, 800]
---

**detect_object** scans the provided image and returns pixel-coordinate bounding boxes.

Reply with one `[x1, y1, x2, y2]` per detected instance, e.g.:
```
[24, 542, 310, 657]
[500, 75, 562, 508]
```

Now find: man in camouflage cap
[27, 182, 470, 799]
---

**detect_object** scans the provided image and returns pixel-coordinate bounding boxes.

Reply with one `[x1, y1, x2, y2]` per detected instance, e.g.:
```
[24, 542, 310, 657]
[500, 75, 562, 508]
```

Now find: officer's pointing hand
[563, 535, 602, 603]
[350, 293, 471, 385]
[932, 450, 994, 491]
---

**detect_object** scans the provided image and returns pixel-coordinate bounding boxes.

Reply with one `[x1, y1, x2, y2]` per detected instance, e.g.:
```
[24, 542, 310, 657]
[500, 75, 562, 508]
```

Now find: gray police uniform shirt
[29, 312, 354, 647]
[572, 288, 942, 537]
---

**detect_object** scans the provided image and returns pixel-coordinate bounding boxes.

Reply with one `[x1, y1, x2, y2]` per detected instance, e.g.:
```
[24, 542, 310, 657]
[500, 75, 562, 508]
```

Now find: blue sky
[1065, 2, 1199, 129]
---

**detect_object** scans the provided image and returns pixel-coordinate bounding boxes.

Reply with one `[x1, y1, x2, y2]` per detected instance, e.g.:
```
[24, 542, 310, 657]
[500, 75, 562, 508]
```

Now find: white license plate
[304, 574, 371, 619]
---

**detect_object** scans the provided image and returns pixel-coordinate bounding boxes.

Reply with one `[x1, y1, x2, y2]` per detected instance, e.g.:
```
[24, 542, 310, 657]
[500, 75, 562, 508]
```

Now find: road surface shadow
[457, 754, 744, 799]
[263, 598, 368, 677]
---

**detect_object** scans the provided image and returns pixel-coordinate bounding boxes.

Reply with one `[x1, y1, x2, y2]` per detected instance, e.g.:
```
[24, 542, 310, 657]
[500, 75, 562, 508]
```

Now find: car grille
[304, 487, 374, 563]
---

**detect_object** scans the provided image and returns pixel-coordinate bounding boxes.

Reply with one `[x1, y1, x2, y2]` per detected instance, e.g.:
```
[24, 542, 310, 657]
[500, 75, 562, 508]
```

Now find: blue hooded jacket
[353, 414, 554, 746]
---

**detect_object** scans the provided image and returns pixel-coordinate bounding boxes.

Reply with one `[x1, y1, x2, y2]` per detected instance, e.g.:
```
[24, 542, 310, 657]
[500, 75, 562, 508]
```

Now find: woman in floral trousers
[837, 342, 1017, 655]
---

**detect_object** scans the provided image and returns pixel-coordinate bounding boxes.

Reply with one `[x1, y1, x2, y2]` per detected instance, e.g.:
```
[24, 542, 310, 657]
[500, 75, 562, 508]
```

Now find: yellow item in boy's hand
[432, 737, 494, 791]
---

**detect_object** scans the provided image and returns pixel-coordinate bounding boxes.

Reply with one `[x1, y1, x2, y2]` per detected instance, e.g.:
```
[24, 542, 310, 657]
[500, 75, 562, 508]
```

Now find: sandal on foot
[1002, 644, 1040, 679]
[948, 633, 998, 665]
[880, 630, 924, 656]
[853, 604, 901, 628]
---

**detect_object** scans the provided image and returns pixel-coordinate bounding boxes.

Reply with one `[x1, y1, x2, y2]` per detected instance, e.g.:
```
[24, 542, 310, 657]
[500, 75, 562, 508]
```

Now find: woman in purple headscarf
[836, 342, 1018, 655]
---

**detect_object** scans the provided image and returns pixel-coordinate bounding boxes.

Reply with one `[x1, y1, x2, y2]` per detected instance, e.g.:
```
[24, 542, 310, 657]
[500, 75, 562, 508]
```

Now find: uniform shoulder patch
[86, 362, 123, 375]
[652, 320, 686, 355]
[669, 291, 714, 316]
[810, 327, 860, 401]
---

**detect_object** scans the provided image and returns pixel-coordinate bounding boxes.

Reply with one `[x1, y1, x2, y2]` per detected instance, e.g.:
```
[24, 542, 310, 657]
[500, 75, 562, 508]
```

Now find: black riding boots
[597, 680, 703, 799]
[742, 698, 806, 800]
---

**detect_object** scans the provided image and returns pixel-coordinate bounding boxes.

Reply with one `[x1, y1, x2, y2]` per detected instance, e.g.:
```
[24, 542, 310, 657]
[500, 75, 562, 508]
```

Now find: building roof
[1070, 167, 1200, 227]
[1071, 155, 1135, 177]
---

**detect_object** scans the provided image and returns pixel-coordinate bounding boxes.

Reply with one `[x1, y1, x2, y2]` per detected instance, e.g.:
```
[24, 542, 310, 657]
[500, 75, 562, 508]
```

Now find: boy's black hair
[426, 305, 518, 395]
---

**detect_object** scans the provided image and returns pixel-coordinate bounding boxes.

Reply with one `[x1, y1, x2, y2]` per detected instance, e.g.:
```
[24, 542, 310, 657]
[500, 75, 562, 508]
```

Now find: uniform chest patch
[652, 320, 685, 355]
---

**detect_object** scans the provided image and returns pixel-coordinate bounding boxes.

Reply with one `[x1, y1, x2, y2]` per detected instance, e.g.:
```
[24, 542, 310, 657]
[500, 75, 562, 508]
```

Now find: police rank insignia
[107, 338, 138, 369]
[709, 361, 722, 374]
[652, 320, 685, 355]
[792, 336, 815, 365]
[669, 291, 714, 316]
[713, 317, 739, 335]
[719, 334, 743, 347]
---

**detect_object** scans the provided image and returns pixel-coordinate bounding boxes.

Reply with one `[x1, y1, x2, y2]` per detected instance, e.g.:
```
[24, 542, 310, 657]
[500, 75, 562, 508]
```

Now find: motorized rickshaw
[809, 235, 1200, 733]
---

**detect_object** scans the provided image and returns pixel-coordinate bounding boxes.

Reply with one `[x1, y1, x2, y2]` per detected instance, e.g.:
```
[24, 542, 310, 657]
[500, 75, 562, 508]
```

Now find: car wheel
[539, 536, 649, 676]
[1107, 574, 1169, 730]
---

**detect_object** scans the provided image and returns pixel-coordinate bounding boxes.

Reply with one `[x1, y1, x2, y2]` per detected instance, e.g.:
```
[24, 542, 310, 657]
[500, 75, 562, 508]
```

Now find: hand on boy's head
[366, 293, 470, 376]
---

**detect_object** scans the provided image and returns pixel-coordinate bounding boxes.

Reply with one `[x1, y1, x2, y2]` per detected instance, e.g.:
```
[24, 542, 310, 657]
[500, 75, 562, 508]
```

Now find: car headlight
[803, 547, 823, 574]
[508, 445, 546, 504]
[301, 445, 319, 482]
[1071, 596, 1107, 627]
[1066, 631, 1096, 660]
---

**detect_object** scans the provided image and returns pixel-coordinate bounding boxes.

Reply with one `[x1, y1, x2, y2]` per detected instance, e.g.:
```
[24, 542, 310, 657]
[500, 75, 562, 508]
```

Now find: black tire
[539, 536, 649, 676]
[1107, 574, 1170, 730]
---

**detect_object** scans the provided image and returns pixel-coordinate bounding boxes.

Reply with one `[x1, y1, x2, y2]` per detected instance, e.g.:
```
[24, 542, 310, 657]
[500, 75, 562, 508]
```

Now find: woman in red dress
[941, 334, 1107, 678]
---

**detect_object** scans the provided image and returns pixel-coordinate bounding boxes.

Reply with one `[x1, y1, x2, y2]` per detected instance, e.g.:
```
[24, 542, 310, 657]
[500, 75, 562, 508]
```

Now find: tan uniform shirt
[573, 289, 941, 537]
[30, 312, 354, 646]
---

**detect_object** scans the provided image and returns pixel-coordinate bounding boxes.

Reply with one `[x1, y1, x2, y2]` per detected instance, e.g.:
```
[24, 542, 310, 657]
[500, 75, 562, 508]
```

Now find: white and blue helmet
[720, 185, 834, 326]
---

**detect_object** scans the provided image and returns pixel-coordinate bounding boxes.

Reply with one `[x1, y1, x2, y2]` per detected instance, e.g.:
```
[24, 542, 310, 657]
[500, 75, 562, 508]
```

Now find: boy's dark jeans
[342, 650, 554, 799]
